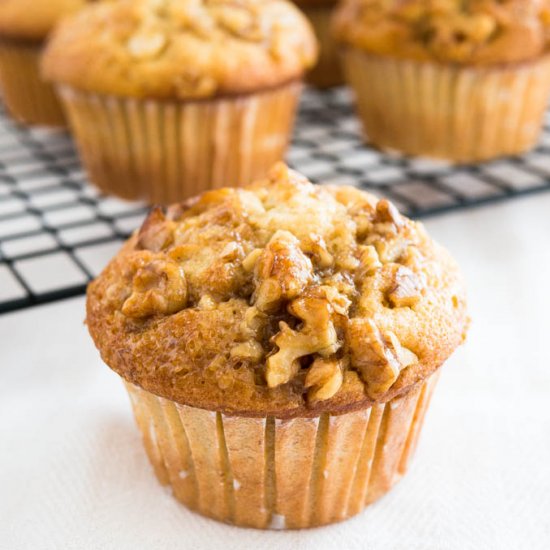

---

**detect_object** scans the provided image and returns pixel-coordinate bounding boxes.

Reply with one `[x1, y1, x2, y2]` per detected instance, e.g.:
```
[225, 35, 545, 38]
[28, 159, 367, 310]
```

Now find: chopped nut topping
[374, 199, 403, 229]
[305, 357, 344, 402]
[266, 288, 340, 388]
[357, 245, 382, 279]
[122, 254, 187, 318]
[137, 207, 174, 252]
[105, 282, 130, 307]
[322, 272, 356, 303]
[211, 5, 263, 41]
[301, 234, 334, 268]
[387, 265, 422, 308]
[320, 285, 351, 316]
[128, 31, 167, 59]
[230, 341, 265, 362]
[219, 241, 242, 260]
[373, 239, 408, 263]
[347, 318, 417, 399]
[254, 230, 313, 313]
[242, 248, 262, 272]
[197, 294, 216, 310]
[371, 199, 406, 239]
[333, 0, 547, 66]
[387, 332, 418, 369]
[240, 306, 267, 341]
[86, 164, 467, 413]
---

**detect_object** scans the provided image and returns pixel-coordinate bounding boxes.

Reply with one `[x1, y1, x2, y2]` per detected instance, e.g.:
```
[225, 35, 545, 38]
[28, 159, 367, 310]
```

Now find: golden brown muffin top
[0, 0, 92, 41]
[87, 164, 468, 418]
[333, 0, 550, 65]
[42, 0, 318, 99]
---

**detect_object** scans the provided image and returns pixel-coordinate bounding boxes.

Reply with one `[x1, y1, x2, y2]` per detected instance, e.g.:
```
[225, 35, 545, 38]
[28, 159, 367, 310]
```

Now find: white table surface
[1, 193, 550, 550]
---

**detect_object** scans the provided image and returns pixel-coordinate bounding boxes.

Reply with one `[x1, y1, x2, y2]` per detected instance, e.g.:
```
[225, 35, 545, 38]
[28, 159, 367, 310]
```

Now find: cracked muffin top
[86, 164, 468, 418]
[0, 0, 92, 41]
[333, 0, 550, 65]
[42, 0, 317, 99]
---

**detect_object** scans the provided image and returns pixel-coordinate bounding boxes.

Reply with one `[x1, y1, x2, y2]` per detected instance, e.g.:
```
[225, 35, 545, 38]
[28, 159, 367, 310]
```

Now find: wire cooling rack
[2, 86, 550, 314]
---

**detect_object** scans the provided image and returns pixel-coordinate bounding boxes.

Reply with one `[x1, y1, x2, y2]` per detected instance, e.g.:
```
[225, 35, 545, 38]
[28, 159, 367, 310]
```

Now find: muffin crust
[0, 0, 91, 41]
[333, 0, 550, 65]
[87, 164, 468, 417]
[42, 0, 318, 99]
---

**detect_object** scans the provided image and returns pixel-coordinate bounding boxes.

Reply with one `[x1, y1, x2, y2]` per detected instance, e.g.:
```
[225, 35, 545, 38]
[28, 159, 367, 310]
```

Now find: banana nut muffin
[42, 0, 318, 203]
[0, 0, 91, 125]
[333, 0, 550, 162]
[86, 164, 468, 528]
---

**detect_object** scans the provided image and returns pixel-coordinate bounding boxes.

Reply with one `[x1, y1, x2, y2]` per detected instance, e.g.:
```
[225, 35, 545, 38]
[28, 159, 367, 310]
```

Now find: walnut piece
[137, 207, 174, 252]
[357, 244, 382, 280]
[374, 199, 403, 229]
[387, 265, 422, 308]
[301, 233, 334, 267]
[347, 319, 417, 399]
[320, 285, 351, 316]
[127, 31, 166, 59]
[265, 288, 340, 388]
[230, 341, 265, 362]
[304, 357, 343, 402]
[242, 248, 262, 272]
[372, 238, 408, 263]
[122, 255, 187, 318]
[211, 5, 263, 41]
[254, 230, 313, 313]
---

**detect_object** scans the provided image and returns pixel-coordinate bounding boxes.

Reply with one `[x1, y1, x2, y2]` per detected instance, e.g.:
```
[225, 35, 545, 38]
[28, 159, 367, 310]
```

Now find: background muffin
[333, 0, 550, 162]
[294, 0, 343, 87]
[0, 0, 89, 126]
[86, 163, 468, 529]
[42, 0, 317, 204]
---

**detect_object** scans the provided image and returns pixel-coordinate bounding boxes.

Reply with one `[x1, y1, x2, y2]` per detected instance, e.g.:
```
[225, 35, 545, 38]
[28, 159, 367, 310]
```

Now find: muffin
[295, 0, 343, 87]
[0, 0, 89, 126]
[86, 163, 468, 529]
[42, 0, 317, 204]
[333, 0, 550, 163]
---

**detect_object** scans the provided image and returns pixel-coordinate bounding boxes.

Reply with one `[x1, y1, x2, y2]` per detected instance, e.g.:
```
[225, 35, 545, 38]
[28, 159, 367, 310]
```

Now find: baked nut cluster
[334, 0, 550, 64]
[87, 164, 467, 415]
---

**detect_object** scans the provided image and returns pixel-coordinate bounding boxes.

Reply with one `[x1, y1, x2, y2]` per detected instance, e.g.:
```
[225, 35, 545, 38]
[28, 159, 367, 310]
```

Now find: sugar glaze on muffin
[87, 164, 467, 417]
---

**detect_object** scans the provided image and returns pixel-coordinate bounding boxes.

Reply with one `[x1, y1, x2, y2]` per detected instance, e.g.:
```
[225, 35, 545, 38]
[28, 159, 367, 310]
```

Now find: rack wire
[1, 87, 550, 314]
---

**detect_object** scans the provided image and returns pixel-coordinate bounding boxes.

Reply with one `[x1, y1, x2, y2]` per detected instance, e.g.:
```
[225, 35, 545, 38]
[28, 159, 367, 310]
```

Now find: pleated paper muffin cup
[303, 5, 343, 88]
[341, 48, 550, 163]
[124, 370, 440, 529]
[57, 82, 302, 204]
[0, 38, 65, 127]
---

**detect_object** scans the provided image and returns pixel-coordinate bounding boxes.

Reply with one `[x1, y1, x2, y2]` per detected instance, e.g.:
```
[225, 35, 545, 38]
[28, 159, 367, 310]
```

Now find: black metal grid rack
[2, 86, 550, 314]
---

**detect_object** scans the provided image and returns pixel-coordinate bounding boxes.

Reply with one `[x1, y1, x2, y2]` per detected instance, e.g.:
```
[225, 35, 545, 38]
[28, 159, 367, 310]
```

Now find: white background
[1, 193, 550, 550]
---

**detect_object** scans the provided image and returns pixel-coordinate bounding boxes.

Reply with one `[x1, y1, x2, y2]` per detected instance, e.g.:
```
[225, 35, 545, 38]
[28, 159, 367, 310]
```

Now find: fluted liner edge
[58, 82, 302, 204]
[0, 40, 66, 127]
[124, 371, 440, 529]
[342, 49, 550, 163]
